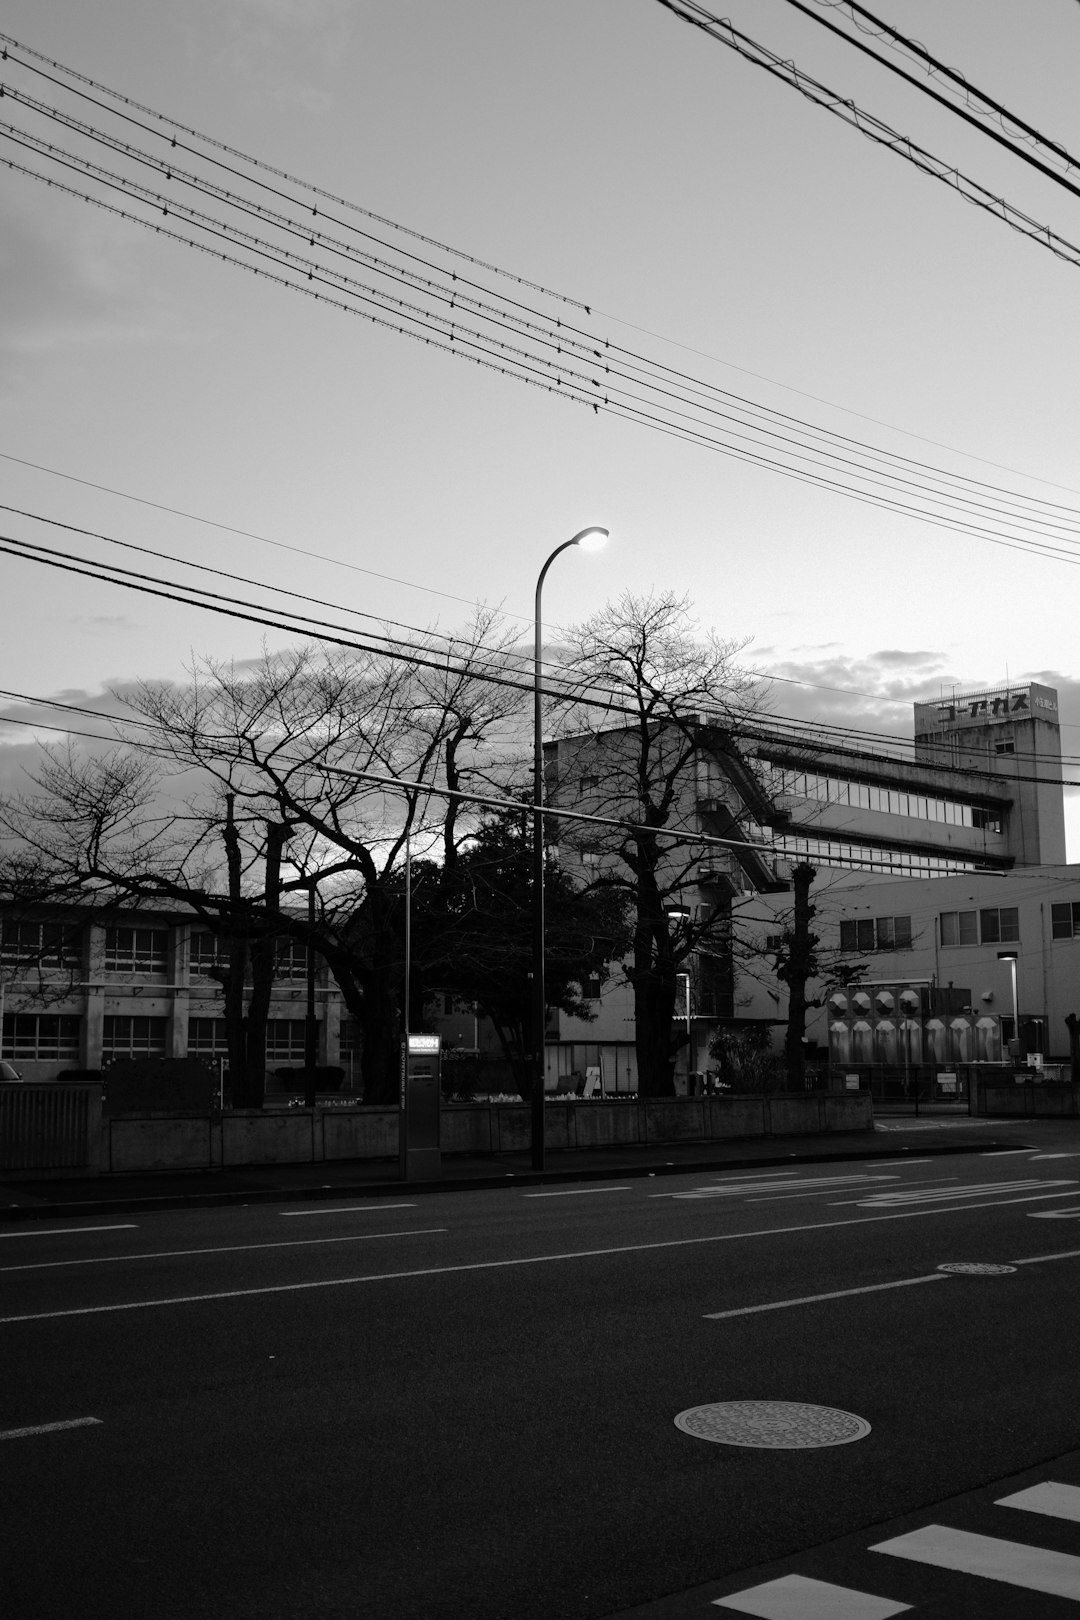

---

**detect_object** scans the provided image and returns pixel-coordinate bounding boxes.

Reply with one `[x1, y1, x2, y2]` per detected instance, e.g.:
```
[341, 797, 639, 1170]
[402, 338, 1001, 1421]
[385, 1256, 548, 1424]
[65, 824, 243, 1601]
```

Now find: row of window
[0, 924, 311, 978]
[775, 833, 977, 878]
[940, 907, 1019, 946]
[0, 1015, 356, 1063]
[778, 771, 1003, 833]
[839, 916, 913, 953]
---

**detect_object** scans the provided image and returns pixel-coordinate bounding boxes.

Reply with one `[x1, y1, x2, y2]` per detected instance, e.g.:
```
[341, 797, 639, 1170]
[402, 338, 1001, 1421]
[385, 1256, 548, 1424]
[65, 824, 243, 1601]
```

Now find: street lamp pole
[998, 950, 1019, 1063]
[532, 527, 608, 1171]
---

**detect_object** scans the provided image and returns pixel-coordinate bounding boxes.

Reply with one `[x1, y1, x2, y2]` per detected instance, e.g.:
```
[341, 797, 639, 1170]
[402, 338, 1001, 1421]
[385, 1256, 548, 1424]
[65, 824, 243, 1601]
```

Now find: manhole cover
[937, 1262, 1017, 1275]
[673, 1400, 871, 1449]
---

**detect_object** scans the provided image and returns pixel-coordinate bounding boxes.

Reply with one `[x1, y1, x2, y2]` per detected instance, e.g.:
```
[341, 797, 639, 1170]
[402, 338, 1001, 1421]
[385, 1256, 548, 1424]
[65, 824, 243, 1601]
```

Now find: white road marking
[871, 1523, 1080, 1599]
[1012, 1247, 1080, 1266]
[1030, 1153, 1080, 1160]
[0, 1416, 102, 1440]
[747, 1177, 956, 1204]
[279, 1203, 416, 1216]
[712, 1572, 910, 1617]
[1028, 1208, 1080, 1219]
[523, 1187, 632, 1197]
[981, 1148, 1037, 1155]
[665, 1174, 900, 1201]
[704, 1274, 949, 1320]
[0, 1229, 448, 1273]
[6, 1196, 1075, 1325]
[997, 1482, 1080, 1522]
[0, 1224, 137, 1238]
[833, 1179, 1075, 1207]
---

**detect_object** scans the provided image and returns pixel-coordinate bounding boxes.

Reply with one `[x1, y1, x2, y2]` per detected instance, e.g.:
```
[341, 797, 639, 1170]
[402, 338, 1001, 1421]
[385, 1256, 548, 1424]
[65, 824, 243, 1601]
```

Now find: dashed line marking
[1, 1416, 102, 1440]
[704, 1274, 949, 1320]
[0, 1224, 137, 1238]
[523, 1187, 633, 1197]
[0, 1229, 448, 1273]
[279, 1203, 416, 1217]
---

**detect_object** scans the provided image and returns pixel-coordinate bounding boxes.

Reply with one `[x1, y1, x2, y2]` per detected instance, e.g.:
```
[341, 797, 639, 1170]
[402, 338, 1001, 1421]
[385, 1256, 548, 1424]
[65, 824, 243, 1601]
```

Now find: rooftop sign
[914, 682, 1058, 733]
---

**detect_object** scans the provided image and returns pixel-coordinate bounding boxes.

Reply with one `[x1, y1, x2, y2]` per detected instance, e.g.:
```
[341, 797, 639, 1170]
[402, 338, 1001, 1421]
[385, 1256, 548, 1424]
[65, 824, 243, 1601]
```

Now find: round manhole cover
[937, 1262, 1017, 1275]
[674, 1400, 871, 1449]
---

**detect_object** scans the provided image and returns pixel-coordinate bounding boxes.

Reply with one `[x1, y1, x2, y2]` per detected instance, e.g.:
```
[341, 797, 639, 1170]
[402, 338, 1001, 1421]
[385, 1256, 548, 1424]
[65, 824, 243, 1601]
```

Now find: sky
[3, 1, 1080, 845]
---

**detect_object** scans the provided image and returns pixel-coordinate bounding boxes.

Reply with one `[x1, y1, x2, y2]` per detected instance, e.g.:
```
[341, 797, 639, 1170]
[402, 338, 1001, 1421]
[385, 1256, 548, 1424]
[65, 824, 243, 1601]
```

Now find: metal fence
[0, 1083, 101, 1170]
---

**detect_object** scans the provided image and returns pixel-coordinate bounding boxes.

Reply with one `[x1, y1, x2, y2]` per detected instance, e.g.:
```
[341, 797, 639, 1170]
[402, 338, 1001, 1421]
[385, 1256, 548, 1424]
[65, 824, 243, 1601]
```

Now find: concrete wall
[0, 1088, 873, 1176]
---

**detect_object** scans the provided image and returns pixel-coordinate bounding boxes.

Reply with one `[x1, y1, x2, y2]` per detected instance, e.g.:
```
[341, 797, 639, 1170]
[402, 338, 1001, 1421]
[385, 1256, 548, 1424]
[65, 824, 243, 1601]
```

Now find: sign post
[400, 1032, 442, 1181]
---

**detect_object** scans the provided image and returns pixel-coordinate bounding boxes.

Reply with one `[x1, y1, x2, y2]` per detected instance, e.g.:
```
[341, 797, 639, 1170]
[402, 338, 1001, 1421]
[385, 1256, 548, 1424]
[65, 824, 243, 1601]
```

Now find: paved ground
[6, 1129, 1080, 1617]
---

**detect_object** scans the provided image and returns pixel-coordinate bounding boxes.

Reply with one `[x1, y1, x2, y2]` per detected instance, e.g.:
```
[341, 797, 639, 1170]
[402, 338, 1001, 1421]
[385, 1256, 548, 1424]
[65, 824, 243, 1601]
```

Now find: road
[6, 1138, 1080, 1618]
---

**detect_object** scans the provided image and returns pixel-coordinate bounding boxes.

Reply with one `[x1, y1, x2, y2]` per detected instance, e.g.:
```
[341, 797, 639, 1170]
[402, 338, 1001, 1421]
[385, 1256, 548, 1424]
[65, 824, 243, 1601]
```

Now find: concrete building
[0, 906, 351, 1085]
[544, 682, 1071, 1088]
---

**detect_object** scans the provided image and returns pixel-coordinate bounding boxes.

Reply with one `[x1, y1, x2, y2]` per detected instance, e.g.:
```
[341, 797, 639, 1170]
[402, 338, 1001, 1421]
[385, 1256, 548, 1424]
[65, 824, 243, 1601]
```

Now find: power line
[653, 0, 1080, 277]
[6, 48, 1080, 560]
[777, 0, 1080, 207]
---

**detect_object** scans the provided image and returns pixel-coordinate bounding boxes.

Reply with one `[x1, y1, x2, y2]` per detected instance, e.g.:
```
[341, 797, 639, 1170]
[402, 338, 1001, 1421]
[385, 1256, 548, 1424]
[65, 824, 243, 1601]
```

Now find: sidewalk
[0, 1114, 1059, 1222]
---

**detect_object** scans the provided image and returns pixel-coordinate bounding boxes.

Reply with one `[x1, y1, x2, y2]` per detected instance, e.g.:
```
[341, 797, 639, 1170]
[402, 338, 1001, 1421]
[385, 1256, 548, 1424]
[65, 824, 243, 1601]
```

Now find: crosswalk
[712, 1475, 1080, 1615]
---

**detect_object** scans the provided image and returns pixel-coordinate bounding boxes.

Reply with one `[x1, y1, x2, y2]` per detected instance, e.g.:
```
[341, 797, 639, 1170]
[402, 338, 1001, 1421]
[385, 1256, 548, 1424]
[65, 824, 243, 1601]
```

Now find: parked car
[0, 1060, 24, 1082]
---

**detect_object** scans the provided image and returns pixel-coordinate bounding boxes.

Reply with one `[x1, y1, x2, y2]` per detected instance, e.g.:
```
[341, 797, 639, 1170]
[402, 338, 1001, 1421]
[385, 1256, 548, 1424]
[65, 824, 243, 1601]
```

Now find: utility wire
[653, 0, 1080, 277]
[777, 0, 1080, 207]
[5, 47, 1080, 550]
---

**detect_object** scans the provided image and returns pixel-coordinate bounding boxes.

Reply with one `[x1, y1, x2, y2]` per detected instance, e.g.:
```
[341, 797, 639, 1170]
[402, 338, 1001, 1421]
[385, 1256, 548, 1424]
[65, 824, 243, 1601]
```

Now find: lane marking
[0, 1228, 448, 1274]
[1030, 1153, 1080, 1160]
[981, 1148, 1039, 1156]
[871, 1523, 1080, 1599]
[704, 1274, 949, 1320]
[523, 1187, 632, 1198]
[997, 1482, 1080, 1522]
[279, 1203, 416, 1217]
[660, 1174, 901, 1201]
[0, 1224, 137, 1238]
[712, 1572, 910, 1617]
[1028, 1208, 1080, 1219]
[1012, 1248, 1080, 1265]
[748, 1177, 957, 1204]
[832, 1178, 1075, 1207]
[0, 1416, 102, 1440]
[6, 1195, 1076, 1325]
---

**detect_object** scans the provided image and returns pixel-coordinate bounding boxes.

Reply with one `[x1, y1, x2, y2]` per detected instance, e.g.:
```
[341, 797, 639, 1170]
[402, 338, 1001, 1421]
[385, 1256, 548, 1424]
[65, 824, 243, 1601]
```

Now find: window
[940, 909, 1017, 946]
[839, 916, 912, 952]
[940, 911, 978, 947]
[339, 1020, 359, 1060]
[187, 1018, 229, 1057]
[274, 940, 310, 980]
[995, 740, 1015, 755]
[582, 973, 603, 999]
[1052, 903, 1080, 940]
[972, 808, 1003, 834]
[765, 933, 783, 950]
[0, 921, 81, 969]
[104, 927, 167, 973]
[580, 847, 602, 869]
[579, 775, 599, 794]
[266, 1019, 308, 1061]
[189, 931, 224, 974]
[979, 907, 1019, 944]
[2, 1014, 81, 1061]
[102, 1016, 168, 1057]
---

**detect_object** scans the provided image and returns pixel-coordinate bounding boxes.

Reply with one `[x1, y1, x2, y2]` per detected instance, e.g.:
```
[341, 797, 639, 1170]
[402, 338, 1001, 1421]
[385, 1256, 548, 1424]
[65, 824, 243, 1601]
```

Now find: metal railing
[0, 1083, 101, 1170]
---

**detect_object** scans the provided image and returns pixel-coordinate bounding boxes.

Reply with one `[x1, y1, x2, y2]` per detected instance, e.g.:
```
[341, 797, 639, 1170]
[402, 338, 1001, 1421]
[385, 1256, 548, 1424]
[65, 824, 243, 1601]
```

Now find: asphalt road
[6, 1139, 1080, 1619]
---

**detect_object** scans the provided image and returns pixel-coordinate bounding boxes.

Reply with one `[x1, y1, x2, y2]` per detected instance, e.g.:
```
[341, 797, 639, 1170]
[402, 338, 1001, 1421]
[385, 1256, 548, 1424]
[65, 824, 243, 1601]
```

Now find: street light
[998, 950, 1019, 1063]
[532, 526, 609, 1170]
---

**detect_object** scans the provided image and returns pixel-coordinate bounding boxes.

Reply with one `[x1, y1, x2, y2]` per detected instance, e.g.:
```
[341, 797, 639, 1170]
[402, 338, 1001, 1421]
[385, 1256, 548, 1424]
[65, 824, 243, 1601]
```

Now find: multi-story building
[0, 906, 353, 1085]
[546, 682, 1071, 1087]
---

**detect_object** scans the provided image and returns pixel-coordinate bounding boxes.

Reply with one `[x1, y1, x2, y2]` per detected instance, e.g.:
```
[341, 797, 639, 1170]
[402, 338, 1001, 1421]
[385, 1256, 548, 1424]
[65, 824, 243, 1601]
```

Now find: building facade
[0, 908, 352, 1085]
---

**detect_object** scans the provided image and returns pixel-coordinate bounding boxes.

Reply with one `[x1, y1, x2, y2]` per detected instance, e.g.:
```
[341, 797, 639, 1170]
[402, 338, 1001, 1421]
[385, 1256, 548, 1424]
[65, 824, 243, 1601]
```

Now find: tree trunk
[783, 863, 817, 1092]
[221, 795, 252, 1106]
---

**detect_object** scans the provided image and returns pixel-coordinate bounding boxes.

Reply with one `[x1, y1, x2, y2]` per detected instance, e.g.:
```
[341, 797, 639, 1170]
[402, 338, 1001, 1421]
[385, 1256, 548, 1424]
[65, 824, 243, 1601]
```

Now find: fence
[0, 1084, 102, 1171]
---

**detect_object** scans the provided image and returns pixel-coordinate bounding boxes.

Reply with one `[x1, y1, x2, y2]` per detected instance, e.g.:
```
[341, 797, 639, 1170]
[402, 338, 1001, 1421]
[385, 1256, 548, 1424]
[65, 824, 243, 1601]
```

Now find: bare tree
[548, 591, 766, 1096]
[0, 612, 529, 1104]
